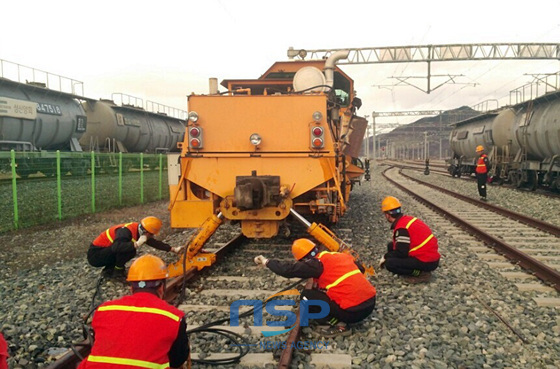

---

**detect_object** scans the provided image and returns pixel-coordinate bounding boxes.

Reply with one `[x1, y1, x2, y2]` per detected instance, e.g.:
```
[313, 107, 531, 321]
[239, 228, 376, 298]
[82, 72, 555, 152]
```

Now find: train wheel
[527, 171, 538, 191]
[514, 170, 524, 188]
[509, 171, 519, 187]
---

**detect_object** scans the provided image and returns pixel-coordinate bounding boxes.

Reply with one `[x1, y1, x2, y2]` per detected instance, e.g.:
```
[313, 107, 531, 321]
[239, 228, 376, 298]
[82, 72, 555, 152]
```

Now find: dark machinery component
[234, 171, 281, 210]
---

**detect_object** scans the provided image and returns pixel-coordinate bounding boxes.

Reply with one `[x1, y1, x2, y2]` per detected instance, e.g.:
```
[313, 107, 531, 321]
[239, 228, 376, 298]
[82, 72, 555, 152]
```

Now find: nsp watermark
[230, 289, 329, 337]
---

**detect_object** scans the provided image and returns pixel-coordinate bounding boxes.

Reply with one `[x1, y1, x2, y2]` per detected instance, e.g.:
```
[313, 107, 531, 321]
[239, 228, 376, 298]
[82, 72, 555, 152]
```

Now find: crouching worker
[87, 216, 183, 279]
[78, 254, 190, 369]
[379, 196, 440, 283]
[254, 238, 376, 337]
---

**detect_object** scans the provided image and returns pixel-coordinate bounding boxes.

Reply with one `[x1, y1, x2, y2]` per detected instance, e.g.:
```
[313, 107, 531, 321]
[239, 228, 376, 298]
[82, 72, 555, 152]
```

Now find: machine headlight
[312, 111, 323, 122]
[188, 111, 199, 123]
[250, 133, 262, 146]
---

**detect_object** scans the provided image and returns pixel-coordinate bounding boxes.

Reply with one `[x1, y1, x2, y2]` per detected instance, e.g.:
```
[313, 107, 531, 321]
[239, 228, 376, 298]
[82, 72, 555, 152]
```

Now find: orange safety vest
[0, 332, 8, 369]
[315, 252, 376, 310]
[475, 154, 488, 174]
[92, 222, 139, 247]
[392, 215, 440, 263]
[78, 292, 184, 369]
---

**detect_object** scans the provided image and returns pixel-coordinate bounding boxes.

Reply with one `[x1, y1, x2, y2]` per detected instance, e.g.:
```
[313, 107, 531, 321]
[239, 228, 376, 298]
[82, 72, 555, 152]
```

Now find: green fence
[0, 150, 169, 233]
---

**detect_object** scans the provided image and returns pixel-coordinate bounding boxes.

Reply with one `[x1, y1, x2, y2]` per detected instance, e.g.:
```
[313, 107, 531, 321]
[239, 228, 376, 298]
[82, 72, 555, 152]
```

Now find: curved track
[383, 166, 560, 293]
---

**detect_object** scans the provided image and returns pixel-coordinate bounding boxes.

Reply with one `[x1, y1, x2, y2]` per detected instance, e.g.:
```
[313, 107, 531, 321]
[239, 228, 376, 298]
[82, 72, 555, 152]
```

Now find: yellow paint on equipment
[168, 59, 366, 239]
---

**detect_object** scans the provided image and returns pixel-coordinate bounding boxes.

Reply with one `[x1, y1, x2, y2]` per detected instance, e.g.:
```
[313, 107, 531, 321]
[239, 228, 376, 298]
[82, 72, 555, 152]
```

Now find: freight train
[448, 90, 560, 191]
[167, 51, 367, 241]
[0, 70, 185, 177]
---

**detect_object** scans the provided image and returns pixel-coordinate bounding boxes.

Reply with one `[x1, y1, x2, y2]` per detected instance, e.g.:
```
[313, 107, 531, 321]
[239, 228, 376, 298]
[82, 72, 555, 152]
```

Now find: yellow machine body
[169, 60, 366, 239]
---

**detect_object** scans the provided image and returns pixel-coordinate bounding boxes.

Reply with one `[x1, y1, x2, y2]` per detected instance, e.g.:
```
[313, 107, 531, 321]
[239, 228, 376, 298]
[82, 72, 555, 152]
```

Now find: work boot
[317, 322, 352, 338]
[101, 266, 114, 278]
[112, 267, 127, 280]
[402, 271, 432, 284]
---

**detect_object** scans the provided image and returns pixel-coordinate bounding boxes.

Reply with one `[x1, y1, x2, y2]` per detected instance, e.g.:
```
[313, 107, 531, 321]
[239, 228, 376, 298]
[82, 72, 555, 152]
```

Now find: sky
[1, 0, 560, 132]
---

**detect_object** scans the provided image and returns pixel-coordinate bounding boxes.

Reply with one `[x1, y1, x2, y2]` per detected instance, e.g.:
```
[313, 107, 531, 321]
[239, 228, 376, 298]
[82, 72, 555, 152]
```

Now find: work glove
[134, 235, 148, 248]
[254, 255, 269, 267]
[171, 246, 183, 254]
[378, 256, 386, 269]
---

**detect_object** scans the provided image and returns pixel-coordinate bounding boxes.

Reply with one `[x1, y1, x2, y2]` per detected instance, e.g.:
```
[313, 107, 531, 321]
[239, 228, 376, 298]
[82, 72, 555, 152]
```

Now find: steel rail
[383, 167, 560, 292]
[277, 279, 314, 369]
[391, 162, 560, 200]
[46, 233, 246, 369]
[399, 169, 560, 237]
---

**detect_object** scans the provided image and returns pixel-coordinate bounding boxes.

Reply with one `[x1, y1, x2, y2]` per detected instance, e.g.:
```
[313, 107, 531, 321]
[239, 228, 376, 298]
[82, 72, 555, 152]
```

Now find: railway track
[383, 166, 560, 298]
[48, 227, 361, 368]
[384, 159, 560, 199]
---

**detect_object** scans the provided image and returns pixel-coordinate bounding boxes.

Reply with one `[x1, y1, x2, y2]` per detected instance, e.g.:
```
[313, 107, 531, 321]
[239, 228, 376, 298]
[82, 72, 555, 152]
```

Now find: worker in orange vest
[87, 216, 182, 279]
[254, 238, 376, 337]
[379, 196, 440, 283]
[78, 254, 190, 369]
[475, 145, 490, 201]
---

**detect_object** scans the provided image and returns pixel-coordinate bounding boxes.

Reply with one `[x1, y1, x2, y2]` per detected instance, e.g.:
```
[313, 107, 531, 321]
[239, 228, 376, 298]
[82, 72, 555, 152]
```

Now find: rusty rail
[383, 167, 560, 292]
[46, 234, 245, 369]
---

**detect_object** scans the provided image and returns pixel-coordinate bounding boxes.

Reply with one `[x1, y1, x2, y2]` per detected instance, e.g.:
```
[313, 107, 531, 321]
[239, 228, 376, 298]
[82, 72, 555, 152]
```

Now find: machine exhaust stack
[324, 50, 350, 88]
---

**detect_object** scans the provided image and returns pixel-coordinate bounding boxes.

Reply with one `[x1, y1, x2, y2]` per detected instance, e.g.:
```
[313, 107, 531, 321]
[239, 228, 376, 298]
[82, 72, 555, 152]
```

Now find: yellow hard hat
[292, 238, 317, 260]
[476, 145, 484, 152]
[381, 196, 402, 213]
[141, 216, 162, 235]
[127, 254, 168, 282]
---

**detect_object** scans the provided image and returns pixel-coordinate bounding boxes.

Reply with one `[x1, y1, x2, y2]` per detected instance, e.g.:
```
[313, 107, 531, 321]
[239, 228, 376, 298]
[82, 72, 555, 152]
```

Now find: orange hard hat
[292, 238, 316, 260]
[141, 216, 162, 235]
[476, 145, 484, 152]
[127, 254, 168, 282]
[381, 196, 402, 213]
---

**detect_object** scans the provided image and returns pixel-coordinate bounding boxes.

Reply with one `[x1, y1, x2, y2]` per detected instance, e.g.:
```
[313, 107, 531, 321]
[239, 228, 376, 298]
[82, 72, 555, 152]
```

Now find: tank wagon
[448, 90, 560, 190]
[80, 97, 185, 154]
[168, 51, 367, 239]
[0, 77, 86, 152]
[0, 77, 185, 177]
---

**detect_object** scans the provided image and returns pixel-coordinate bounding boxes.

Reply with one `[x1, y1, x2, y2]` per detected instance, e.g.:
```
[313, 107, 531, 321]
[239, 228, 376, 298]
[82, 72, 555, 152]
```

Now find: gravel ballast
[1, 164, 559, 368]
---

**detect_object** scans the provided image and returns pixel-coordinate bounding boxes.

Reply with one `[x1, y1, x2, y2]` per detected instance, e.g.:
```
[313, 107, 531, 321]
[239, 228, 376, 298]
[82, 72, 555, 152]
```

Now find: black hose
[185, 278, 307, 365]
[175, 233, 195, 307]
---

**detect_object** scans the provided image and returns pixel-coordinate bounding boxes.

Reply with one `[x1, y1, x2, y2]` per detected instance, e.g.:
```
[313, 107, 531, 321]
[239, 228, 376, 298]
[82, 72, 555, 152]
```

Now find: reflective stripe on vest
[476, 155, 488, 174]
[325, 269, 361, 290]
[105, 222, 136, 243]
[97, 305, 181, 322]
[87, 355, 169, 369]
[404, 217, 434, 253]
[317, 251, 361, 290]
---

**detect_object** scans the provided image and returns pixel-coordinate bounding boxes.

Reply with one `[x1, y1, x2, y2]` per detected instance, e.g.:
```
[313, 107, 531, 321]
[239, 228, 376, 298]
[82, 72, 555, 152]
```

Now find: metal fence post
[159, 153, 163, 199]
[91, 151, 96, 213]
[56, 150, 62, 220]
[118, 152, 123, 205]
[10, 150, 19, 229]
[140, 153, 144, 204]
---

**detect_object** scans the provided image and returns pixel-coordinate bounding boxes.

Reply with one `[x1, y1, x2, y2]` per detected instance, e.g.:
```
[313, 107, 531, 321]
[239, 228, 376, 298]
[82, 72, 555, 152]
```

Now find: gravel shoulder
[1, 165, 559, 368]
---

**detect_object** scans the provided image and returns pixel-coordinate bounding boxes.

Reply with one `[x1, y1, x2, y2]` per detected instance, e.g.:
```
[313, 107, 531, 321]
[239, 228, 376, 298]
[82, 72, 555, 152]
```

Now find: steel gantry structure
[288, 43, 560, 161]
[288, 43, 560, 93]
[288, 43, 560, 64]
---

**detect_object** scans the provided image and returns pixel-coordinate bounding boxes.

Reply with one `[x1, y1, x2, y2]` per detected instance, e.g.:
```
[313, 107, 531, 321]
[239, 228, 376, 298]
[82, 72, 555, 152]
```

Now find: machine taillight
[189, 127, 200, 138]
[310, 126, 324, 149]
[189, 127, 203, 149]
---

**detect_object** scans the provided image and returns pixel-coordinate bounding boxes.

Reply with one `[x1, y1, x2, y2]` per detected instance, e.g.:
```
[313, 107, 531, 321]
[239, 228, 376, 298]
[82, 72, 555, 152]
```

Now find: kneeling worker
[254, 238, 376, 337]
[379, 196, 440, 282]
[78, 254, 190, 369]
[87, 216, 182, 278]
